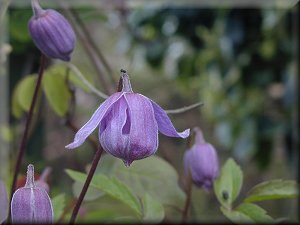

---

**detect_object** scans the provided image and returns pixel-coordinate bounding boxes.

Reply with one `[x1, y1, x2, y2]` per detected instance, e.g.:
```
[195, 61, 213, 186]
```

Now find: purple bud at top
[28, 0, 76, 61]
[0, 179, 8, 224]
[184, 127, 219, 191]
[66, 70, 190, 166]
[11, 164, 53, 224]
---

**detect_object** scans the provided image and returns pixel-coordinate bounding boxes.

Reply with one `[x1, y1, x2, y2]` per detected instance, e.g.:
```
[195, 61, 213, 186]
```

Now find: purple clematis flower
[184, 127, 219, 191]
[66, 70, 190, 166]
[11, 164, 53, 224]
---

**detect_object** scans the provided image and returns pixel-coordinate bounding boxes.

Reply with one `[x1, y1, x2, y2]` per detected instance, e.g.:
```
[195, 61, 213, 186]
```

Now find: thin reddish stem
[69, 146, 104, 224]
[9, 54, 47, 219]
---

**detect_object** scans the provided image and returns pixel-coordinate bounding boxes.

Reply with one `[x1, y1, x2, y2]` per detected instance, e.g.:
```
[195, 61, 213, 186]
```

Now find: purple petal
[65, 92, 123, 149]
[99, 96, 130, 159]
[150, 99, 190, 138]
[184, 143, 219, 190]
[123, 94, 159, 165]
[0, 180, 8, 224]
[11, 187, 53, 223]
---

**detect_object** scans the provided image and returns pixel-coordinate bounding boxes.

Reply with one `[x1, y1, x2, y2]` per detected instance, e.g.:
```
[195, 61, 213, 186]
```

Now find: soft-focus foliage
[3, 1, 298, 224]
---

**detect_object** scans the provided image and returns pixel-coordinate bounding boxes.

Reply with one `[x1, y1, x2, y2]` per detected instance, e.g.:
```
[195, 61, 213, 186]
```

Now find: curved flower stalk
[11, 164, 53, 224]
[66, 70, 190, 166]
[184, 127, 219, 191]
[28, 0, 76, 61]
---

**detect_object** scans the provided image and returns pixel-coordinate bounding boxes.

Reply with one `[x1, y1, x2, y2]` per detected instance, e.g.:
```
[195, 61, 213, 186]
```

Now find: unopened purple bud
[0, 179, 8, 224]
[66, 70, 190, 166]
[28, 0, 76, 61]
[11, 164, 53, 224]
[184, 127, 219, 191]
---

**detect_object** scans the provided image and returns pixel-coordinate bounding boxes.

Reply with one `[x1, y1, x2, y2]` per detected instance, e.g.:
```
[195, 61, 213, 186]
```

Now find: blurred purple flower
[11, 164, 53, 224]
[184, 127, 219, 191]
[28, 0, 76, 61]
[0, 179, 8, 224]
[35, 167, 52, 193]
[66, 70, 190, 166]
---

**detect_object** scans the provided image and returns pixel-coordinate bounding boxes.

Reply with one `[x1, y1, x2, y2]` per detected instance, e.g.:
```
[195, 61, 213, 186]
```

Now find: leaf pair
[214, 158, 298, 224]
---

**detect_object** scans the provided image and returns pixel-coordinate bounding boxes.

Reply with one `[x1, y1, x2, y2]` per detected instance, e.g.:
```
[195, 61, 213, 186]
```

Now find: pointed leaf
[65, 169, 142, 217]
[72, 181, 104, 201]
[14, 75, 37, 114]
[244, 180, 298, 203]
[236, 203, 274, 223]
[220, 206, 254, 224]
[103, 155, 186, 209]
[51, 194, 65, 221]
[43, 67, 71, 116]
[142, 193, 164, 223]
[214, 158, 243, 209]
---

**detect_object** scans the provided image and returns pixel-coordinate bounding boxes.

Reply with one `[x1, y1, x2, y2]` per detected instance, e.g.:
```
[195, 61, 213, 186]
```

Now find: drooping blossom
[11, 164, 53, 223]
[66, 70, 190, 166]
[28, 0, 76, 61]
[0, 179, 8, 224]
[184, 127, 219, 191]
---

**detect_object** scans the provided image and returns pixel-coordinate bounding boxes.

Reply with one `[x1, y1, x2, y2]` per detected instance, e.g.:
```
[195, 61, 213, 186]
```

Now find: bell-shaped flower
[0, 179, 8, 224]
[66, 70, 190, 166]
[28, 0, 76, 61]
[11, 164, 53, 224]
[184, 127, 219, 191]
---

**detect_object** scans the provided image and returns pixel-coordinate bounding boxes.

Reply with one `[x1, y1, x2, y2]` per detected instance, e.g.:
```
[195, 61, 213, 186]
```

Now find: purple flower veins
[66, 71, 190, 166]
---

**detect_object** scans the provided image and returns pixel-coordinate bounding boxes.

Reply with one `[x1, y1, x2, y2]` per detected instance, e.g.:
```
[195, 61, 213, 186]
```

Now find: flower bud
[28, 0, 76, 61]
[0, 179, 8, 224]
[183, 127, 219, 191]
[11, 164, 53, 223]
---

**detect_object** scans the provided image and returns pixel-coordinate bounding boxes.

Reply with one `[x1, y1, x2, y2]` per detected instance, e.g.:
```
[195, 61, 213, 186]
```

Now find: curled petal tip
[65, 143, 77, 149]
[180, 128, 190, 138]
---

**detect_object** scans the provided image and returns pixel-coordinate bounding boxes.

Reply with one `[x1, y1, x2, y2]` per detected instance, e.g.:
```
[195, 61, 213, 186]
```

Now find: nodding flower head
[66, 70, 190, 166]
[11, 164, 53, 224]
[184, 127, 219, 191]
[28, 0, 76, 61]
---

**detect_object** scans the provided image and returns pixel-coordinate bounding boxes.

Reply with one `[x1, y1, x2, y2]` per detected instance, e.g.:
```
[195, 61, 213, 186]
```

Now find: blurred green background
[1, 0, 298, 222]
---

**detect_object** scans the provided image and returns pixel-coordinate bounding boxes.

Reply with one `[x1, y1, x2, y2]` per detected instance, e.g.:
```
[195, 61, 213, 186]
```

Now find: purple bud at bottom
[183, 127, 219, 191]
[11, 164, 53, 224]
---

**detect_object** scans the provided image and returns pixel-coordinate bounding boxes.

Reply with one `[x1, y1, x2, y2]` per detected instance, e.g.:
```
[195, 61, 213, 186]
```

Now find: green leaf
[220, 206, 254, 224]
[236, 203, 274, 223]
[65, 169, 142, 217]
[51, 194, 65, 221]
[99, 155, 186, 209]
[11, 81, 24, 118]
[244, 180, 299, 203]
[72, 181, 104, 201]
[214, 158, 243, 209]
[16, 75, 37, 112]
[142, 193, 164, 223]
[43, 67, 71, 116]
